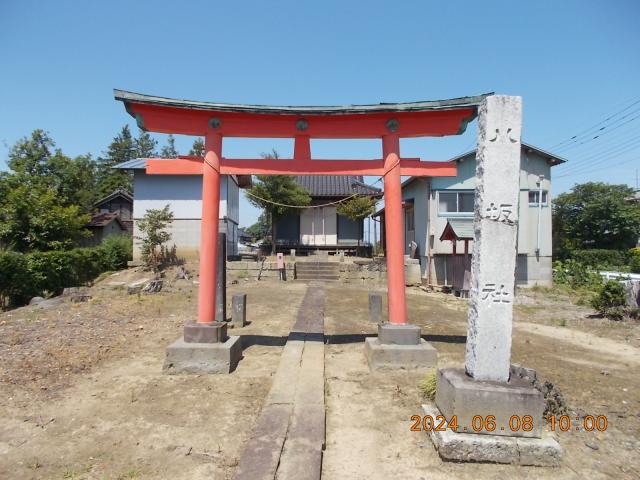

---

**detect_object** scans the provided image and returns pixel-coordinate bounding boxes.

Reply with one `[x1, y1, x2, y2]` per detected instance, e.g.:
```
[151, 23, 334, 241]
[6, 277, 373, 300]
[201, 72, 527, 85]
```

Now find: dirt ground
[1, 266, 639, 479]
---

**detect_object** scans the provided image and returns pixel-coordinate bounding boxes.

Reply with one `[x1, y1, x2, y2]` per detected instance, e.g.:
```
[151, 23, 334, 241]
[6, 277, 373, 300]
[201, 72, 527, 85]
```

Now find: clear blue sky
[1, 0, 639, 227]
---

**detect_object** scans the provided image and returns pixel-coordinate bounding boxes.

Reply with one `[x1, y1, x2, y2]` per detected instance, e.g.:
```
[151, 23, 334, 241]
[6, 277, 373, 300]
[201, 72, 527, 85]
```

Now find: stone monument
[424, 95, 562, 465]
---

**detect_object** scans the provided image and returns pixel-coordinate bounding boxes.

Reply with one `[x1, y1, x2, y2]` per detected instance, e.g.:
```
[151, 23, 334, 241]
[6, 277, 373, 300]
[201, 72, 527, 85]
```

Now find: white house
[374, 143, 566, 287]
[114, 159, 250, 260]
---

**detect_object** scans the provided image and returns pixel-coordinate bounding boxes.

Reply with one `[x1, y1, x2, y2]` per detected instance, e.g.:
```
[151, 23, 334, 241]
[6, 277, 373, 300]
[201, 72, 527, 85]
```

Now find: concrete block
[183, 322, 227, 343]
[232, 293, 247, 328]
[364, 337, 437, 370]
[422, 404, 561, 466]
[435, 368, 544, 438]
[163, 336, 241, 374]
[368, 293, 383, 323]
[378, 323, 421, 345]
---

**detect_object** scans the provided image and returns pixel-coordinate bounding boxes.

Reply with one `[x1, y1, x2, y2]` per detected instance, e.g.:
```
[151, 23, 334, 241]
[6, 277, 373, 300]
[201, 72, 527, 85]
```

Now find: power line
[561, 135, 640, 167]
[548, 95, 640, 150]
[555, 156, 639, 179]
[554, 108, 640, 153]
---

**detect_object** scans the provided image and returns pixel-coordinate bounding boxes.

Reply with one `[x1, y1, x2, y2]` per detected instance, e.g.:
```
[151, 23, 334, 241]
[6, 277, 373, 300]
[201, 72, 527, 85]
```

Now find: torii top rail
[115, 89, 491, 325]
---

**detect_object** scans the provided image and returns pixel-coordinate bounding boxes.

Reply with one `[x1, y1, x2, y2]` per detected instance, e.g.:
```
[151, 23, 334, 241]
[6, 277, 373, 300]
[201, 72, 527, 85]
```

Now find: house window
[438, 191, 474, 215]
[528, 190, 548, 206]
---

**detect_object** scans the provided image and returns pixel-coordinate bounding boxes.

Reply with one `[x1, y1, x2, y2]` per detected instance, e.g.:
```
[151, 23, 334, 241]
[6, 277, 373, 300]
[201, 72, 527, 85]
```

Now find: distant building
[374, 143, 566, 288]
[274, 176, 382, 254]
[237, 228, 252, 244]
[113, 159, 250, 260]
[94, 188, 133, 233]
[81, 188, 133, 247]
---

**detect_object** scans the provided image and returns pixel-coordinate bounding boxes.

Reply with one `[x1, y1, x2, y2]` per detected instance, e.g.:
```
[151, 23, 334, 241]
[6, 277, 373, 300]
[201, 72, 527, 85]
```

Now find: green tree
[160, 134, 178, 158]
[189, 138, 205, 156]
[0, 183, 89, 252]
[136, 205, 174, 271]
[246, 151, 311, 254]
[97, 125, 136, 197]
[135, 129, 157, 158]
[245, 212, 271, 241]
[6, 130, 97, 210]
[0, 130, 93, 251]
[336, 195, 377, 255]
[553, 182, 640, 256]
[7, 129, 55, 177]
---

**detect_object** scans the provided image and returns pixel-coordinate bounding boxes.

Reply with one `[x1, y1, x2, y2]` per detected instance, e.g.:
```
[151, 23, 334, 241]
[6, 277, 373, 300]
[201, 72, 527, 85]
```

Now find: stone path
[234, 285, 326, 480]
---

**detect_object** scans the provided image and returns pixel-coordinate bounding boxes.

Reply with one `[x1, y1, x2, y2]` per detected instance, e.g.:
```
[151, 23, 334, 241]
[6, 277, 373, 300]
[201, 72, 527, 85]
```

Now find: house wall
[131, 172, 239, 259]
[400, 178, 429, 264]
[404, 150, 554, 287]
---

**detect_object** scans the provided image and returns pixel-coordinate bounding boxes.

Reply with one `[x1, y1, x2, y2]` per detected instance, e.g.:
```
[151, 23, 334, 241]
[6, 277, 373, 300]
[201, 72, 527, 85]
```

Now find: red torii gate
[114, 90, 488, 326]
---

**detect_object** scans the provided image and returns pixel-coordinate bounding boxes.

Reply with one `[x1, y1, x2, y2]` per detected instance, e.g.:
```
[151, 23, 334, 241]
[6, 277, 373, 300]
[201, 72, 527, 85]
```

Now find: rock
[127, 278, 150, 294]
[29, 297, 45, 305]
[62, 287, 82, 296]
[175, 266, 190, 280]
[142, 280, 163, 294]
[37, 297, 64, 308]
[585, 442, 599, 450]
[622, 280, 640, 307]
[70, 294, 92, 303]
[601, 370, 610, 376]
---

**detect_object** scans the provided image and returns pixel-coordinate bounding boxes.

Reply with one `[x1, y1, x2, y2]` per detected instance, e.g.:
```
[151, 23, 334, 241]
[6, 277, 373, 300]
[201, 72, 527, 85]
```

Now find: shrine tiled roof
[295, 175, 382, 198]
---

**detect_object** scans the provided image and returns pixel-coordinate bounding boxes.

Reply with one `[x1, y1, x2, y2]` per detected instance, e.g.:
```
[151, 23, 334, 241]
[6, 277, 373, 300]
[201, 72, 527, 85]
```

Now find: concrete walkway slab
[234, 286, 326, 480]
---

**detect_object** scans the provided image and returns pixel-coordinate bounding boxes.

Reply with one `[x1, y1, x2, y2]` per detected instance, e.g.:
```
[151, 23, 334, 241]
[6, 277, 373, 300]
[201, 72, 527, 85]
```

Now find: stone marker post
[368, 293, 383, 323]
[215, 233, 227, 322]
[427, 96, 561, 466]
[465, 95, 521, 382]
[232, 293, 247, 328]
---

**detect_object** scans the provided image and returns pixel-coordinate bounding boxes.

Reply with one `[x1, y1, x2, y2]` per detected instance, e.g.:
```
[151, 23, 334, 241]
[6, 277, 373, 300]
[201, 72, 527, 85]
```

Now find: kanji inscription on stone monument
[465, 95, 522, 382]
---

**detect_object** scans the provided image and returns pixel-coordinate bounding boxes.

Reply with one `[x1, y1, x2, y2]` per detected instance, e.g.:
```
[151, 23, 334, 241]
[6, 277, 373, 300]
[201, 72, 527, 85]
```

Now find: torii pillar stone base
[364, 324, 437, 371]
[163, 322, 242, 374]
[427, 95, 561, 465]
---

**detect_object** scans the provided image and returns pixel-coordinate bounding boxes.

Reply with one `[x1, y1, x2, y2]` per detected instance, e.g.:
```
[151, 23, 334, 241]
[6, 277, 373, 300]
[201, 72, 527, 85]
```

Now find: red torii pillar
[382, 134, 408, 325]
[198, 133, 222, 323]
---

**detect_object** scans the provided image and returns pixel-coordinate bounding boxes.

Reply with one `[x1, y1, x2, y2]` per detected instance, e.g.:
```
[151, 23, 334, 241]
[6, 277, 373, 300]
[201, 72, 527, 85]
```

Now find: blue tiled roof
[112, 158, 147, 170]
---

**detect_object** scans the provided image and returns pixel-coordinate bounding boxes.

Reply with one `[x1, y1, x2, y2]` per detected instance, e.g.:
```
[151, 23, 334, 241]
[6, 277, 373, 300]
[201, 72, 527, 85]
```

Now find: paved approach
[234, 284, 326, 480]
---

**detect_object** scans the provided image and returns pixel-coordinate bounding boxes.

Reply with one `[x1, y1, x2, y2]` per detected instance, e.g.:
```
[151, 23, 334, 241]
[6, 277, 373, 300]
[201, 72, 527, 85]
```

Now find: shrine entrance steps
[295, 261, 340, 281]
[234, 285, 326, 480]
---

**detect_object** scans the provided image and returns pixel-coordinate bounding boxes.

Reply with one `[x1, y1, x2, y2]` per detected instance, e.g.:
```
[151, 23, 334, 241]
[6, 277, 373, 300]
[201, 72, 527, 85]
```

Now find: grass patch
[418, 369, 437, 400]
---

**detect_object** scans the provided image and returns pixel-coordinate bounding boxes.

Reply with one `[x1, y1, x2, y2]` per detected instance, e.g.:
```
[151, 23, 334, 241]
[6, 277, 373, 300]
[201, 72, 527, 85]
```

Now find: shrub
[136, 205, 174, 271]
[629, 248, 640, 274]
[553, 260, 602, 289]
[591, 280, 627, 320]
[0, 251, 35, 308]
[569, 249, 629, 270]
[100, 235, 133, 270]
[0, 238, 132, 310]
